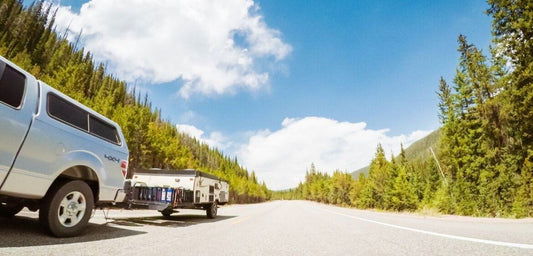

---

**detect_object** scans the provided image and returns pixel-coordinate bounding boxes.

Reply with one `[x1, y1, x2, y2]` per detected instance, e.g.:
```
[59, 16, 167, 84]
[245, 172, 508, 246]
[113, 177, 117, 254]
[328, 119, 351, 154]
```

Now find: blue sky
[158, 0, 491, 136]
[50, 0, 492, 189]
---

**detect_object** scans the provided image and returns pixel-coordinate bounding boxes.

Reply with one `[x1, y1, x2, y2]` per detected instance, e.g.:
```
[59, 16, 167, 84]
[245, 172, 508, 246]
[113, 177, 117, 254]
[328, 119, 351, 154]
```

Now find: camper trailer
[127, 169, 229, 218]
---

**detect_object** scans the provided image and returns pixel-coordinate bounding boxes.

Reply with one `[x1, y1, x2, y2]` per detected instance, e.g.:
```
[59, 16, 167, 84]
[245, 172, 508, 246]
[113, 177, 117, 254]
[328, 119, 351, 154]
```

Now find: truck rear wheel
[206, 201, 217, 219]
[39, 180, 94, 237]
[0, 203, 23, 217]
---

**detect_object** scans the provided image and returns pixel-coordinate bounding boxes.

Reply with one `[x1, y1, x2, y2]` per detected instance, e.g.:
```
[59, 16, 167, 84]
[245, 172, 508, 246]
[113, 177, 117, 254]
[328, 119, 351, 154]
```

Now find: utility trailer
[124, 168, 229, 218]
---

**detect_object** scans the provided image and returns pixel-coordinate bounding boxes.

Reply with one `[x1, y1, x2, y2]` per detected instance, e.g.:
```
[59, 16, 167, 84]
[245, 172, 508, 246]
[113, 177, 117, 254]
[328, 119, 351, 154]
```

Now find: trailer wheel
[0, 203, 23, 217]
[39, 180, 94, 237]
[206, 201, 217, 219]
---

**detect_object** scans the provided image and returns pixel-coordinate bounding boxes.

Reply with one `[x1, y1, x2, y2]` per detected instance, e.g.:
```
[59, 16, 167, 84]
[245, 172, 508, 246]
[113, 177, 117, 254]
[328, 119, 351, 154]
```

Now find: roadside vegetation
[0, 0, 270, 203]
[274, 0, 533, 218]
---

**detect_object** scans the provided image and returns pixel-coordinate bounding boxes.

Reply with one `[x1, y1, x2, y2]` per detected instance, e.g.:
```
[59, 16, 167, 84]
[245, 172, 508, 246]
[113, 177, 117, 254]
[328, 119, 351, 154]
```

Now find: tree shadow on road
[0, 215, 146, 247]
[110, 214, 236, 228]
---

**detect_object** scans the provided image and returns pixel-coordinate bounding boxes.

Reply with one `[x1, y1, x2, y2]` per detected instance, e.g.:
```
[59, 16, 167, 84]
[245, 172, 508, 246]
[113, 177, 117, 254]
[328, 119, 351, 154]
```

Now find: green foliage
[512, 151, 533, 217]
[367, 144, 390, 208]
[431, 183, 454, 214]
[488, 0, 533, 217]
[277, 143, 441, 213]
[390, 165, 417, 211]
[350, 130, 442, 179]
[435, 0, 533, 216]
[0, 0, 268, 203]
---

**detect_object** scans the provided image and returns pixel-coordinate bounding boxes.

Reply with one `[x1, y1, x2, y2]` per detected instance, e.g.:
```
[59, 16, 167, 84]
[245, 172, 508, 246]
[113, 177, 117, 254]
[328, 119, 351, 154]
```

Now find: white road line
[318, 208, 533, 249]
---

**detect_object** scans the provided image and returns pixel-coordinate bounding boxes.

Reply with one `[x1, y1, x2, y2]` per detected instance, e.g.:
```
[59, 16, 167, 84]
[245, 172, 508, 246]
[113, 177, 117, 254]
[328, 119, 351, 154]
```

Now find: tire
[39, 180, 94, 237]
[206, 201, 217, 219]
[0, 203, 23, 217]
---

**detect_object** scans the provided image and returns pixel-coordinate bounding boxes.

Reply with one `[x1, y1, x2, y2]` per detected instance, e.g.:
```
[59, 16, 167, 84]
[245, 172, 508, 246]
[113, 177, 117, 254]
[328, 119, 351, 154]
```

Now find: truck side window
[0, 65, 26, 108]
[47, 93, 88, 131]
[89, 115, 120, 144]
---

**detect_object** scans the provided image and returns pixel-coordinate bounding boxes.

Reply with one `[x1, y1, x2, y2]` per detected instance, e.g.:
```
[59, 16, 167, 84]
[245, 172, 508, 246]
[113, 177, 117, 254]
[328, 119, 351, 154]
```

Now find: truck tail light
[121, 160, 128, 178]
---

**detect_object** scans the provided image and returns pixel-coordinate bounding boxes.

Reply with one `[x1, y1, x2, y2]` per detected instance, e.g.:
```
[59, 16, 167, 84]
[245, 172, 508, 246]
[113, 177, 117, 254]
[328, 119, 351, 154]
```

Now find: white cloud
[176, 118, 431, 190]
[237, 117, 431, 190]
[53, 0, 291, 98]
[176, 124, 230, 150]
[176, 124, 205, 139]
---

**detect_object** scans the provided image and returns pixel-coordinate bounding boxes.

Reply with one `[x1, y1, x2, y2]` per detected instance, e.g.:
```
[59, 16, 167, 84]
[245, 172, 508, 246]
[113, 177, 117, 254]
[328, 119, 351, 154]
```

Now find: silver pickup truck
[0, 55, 129, 237]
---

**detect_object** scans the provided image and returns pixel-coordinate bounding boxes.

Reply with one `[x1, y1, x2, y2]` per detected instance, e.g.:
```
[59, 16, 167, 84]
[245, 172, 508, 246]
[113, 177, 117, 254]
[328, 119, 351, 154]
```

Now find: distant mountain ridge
[350, 129, 441, 179]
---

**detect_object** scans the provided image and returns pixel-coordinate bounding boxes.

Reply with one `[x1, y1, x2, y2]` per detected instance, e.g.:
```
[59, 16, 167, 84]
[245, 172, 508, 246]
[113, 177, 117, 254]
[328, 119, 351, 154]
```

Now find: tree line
[274, 145, 441, 213]
[0, 0, 270, 203]
[275, 0, 533, 217]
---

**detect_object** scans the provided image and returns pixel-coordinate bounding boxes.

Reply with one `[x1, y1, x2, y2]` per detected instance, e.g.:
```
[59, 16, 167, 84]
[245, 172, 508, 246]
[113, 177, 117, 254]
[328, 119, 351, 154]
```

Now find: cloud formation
[237, 117, 431, 190]
[176, 124, 229, 150]
[53, 0, 291, 98]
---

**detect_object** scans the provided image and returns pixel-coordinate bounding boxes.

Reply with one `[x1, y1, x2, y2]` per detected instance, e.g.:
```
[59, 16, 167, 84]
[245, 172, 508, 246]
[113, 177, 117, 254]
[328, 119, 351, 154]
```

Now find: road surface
[0, 200, 532, 255]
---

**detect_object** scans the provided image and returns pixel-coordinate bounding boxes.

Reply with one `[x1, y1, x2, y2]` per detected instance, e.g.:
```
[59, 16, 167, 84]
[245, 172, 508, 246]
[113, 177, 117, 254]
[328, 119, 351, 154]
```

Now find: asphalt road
[0, 200, 532, 256]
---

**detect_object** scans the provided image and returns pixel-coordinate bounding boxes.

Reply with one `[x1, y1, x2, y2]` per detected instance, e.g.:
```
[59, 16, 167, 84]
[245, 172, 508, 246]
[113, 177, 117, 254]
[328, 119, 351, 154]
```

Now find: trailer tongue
[124, 169, 229, 218]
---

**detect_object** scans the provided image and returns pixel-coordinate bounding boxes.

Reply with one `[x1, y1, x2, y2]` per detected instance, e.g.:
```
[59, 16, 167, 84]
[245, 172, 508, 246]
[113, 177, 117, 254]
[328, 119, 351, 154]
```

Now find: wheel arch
[47, 150, 106, 203]
[47, 165, 100, 203]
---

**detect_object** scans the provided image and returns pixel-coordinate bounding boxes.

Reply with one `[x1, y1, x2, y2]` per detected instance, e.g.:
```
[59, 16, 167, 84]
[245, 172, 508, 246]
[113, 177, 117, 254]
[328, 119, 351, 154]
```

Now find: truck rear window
[47, 94, 88, 130]
[47, 93, 121, 145]
[89, 115, 120, 144]
[0, 65, 26, 108]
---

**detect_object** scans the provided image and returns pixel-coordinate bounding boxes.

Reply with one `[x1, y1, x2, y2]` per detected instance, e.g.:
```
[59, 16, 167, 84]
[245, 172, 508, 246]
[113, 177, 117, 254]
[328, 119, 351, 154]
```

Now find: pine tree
[366, 144, 390, 209]
[390, 165, 418, 211]
[488, 0, 533, 217]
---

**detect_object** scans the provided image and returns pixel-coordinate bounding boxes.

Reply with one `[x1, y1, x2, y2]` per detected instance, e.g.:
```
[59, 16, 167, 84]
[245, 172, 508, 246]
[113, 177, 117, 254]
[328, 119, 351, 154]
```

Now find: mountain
[350, 166, 370, 179]
[350, 129, 441, 179]
[403, 129, 442, 161]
